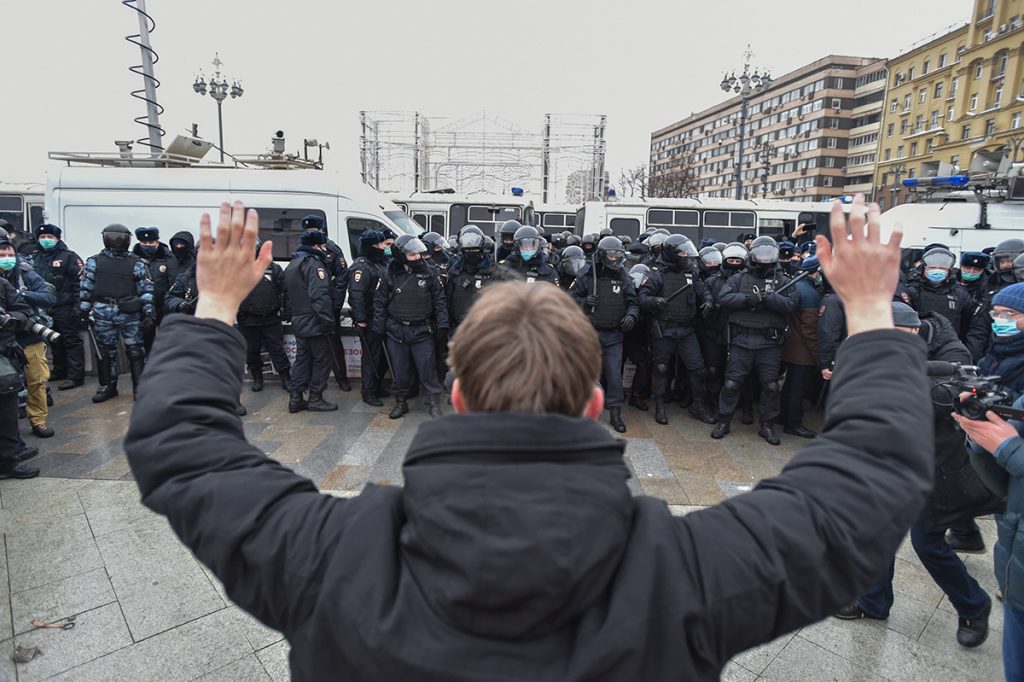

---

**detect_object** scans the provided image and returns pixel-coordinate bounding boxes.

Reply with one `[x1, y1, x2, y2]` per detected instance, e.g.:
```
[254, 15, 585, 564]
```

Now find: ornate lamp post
[193, 53, 244, 162]
[720, 46, 772, 200]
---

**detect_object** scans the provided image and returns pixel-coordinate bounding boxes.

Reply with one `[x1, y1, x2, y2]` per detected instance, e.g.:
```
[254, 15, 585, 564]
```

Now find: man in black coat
[30, 224, 85, 390]
[237, 242, 291, 393]
[283, 229, 337, 413]
[133, 226, 173, 352]
[165, 231, 196, 285]
[302, 215, 352, 393]
[125, 198, 936, 682]
[347, 229, 394, 406]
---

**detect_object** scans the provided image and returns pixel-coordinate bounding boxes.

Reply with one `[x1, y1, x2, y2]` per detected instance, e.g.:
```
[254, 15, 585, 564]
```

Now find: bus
[0, 182, 46, 235]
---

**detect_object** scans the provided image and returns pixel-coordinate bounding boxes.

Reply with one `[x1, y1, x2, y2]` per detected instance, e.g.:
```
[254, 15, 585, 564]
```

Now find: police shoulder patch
[158, 265, 166, 272]
[900, 292, 911, 304]
[53, 260, 61, 268]
[317, 268, 326, 280]
[354, 271, 362, 283]
[818, 304, 826, 318]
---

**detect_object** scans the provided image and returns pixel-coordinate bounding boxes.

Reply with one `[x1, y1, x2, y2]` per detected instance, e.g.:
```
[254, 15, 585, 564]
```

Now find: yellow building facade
[876, 0, 1024, 208]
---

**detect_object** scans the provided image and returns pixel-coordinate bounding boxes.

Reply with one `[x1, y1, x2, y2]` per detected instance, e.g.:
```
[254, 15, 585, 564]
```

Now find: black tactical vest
[91, 254, 136, 300]
[591, 274, 628, 330]
[916, 286, 961, 330]
[451, 270, 488, 321]
[659, 269, 697, 325]
[727, 273, 788, 332]
[240, 271, 280, 316]
[388, 272, 432, 322]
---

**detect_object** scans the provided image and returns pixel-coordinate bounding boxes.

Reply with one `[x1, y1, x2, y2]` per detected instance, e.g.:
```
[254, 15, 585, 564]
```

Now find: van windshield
[384, 210, 421, 235]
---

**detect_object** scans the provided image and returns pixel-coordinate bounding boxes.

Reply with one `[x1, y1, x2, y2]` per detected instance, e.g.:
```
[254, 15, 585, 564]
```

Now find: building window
[897, 145, 905, 158]
[901, 120, 909, 134]
[826, 157, 837, 167]
[986, 119, 997, 136]
[1013, 111, 1022, 129]
[995, 85, 1004, 107]
[830, 118, 840, 129]
[926, 139, 934, 153]
[923, 60, 931, 75]
[884, 148, 892, 161]
[908, 66, 916, 80]
[831, 98, 841, 110]
[903, 94, 912, 110]
[970, 93, 978, 111]
[962, 124, 972, 139]
[950, 77, 959, 97]
[891, 99, 899, 112]
[939, 52, 947, 68]
[915, 115, 924, 132]
[975, 62, 984, 79]
[951, 154, 960, 169]
[887, 122, 895, 137]
[935, 81, 944, 98]
[930, 110, 939, 127]
[908, 167, 917, 179]
[911, 142, 919, 156]
[827, 138, 838, 148]
[947, 105, 956, 121]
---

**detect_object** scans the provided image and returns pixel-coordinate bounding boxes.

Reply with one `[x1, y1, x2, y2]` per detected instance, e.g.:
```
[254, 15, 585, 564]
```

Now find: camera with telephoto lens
[27, 310, 60, 344]
[926, 361, 1024, 421]
[0, 313, 16, 332]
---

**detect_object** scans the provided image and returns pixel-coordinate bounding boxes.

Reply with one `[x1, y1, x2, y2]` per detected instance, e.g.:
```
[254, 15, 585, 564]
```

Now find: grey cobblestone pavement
[0, 381, 1006, 680]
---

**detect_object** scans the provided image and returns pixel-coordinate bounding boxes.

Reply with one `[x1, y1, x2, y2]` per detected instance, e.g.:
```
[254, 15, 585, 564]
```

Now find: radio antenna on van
[123, 0, 164, 155]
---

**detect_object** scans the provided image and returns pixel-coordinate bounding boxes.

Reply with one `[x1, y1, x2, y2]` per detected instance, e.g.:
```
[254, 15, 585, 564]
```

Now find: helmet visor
[749, 243, 779, 265]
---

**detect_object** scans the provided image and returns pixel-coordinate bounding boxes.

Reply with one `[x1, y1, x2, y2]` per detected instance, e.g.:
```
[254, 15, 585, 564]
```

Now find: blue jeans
[857, 516, 990, 619]
[1006, 604, 1024, 682]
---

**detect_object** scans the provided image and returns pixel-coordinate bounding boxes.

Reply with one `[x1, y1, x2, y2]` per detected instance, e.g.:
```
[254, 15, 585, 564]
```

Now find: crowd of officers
[1, 210, 1023, 478]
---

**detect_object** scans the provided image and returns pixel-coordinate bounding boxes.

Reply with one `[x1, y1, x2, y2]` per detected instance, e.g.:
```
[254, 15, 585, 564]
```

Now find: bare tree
[649, 156, 699, 198]
[617, 164, 649, 199]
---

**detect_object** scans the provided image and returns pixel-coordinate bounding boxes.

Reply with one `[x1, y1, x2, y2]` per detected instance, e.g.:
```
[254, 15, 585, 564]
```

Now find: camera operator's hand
[77, 308, 91, 326]
[195, 202, 273, 327]
[821, 368, 833, 381]
[951, 393, 1019, 454]
[815, 195, 902, 337]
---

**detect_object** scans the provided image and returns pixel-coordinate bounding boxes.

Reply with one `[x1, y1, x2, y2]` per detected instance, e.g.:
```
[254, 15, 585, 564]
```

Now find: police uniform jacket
[165, 231, 196, 285]
[444, 256, 495, 327]
[347, 254, 388, 327]
[569, 262, 639, 346]
[966, 271, 1018, 361]
[905, 277, 974, 340]
[125, 316, 934, 682]
[165, 266, 198, 315]
[816, 292, 846, 370]
[637, 256, 711, 337]
[284, 248, 334, 338]
[79, 249, 155, 319]
[718, 269, 799, 350]
[30, 241, 83, 309]
[238, 262, 288, 327]
[372, 261, 448, 343]
[499, 253, 559, 285]
[132, 243, 174, 317]
[697, 271, 729, 345]
[323, 239, 350, 313]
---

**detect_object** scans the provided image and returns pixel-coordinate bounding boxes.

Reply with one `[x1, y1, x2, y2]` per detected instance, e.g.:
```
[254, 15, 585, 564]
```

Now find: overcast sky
[3, 0, 971, 187]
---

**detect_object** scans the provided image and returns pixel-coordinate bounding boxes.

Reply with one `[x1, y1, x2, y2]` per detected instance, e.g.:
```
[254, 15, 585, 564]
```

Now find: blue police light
[607, 188, 617, 198]
[511, 187, 525, 196]
[902, 175, 970, 188]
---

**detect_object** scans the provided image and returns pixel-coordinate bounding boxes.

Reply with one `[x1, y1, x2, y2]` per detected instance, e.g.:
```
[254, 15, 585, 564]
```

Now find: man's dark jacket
[125, 317, 933, 682]
[285, 248, 334, 338]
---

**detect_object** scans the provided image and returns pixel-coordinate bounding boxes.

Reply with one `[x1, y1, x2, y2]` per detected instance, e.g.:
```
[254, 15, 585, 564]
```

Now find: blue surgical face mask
[520, 250, 536, 261]
[925, 268, 947, 284]
[961, 271, 982, 282]
[38, 238, 58, 251]
[0, 257, 17, 272]
[993, 319, 1021, 337]
[383, 246, 392, 257]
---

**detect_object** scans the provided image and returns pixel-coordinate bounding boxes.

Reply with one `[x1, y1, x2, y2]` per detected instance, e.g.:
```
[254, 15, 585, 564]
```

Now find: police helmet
[581, 233, 600, 253]
[514, 225, 544, 258]
[565, 234, 582, 247]
[459, 230, 485, 250]
[653, 228, 671, 236]
[498, 219, 522, 241]
[599, 227, 613, 238]
[713, 241, 728, 253]
[628, 263, 651, 289]
[560, 245, 587, 278]
[460, 224, 484, 237]
[640, 227, 656, 241]
[1014, 253, 1024, 282]
[551, 232, 567, 249]
[393, 235, 427, 265]
[993, 238, 1024, 269]
[922, 247, 956, 271]
[647, 232, 669, 249]
[662, 234, 698, 263]
[699, 246, 723, 270]
[748, 236, 780, 265]
[722, 242, 749, 268]
[421, 231, 449, 254]
[597, 236, 626, 270]
[101, 223, 132, 251]
[0, 219, 10, 234]
[447, 235, 460, 252]
[620, 235, 633, 246]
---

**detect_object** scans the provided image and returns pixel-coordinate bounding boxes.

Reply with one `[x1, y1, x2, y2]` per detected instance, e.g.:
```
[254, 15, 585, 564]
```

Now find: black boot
[126, 346, 146, 400]
[628, 393, 648, 411]
[711, 415, 732, 439]
[609, 407, 626, 433]
[957, 598, 991, 648]
[654, 399, 668, 425]
[279, 368, 291, 392]
[688, 397, 716, 424]
[740, 404, 754, 425]
[91, 357, 118, 404]
[249, 364, 264, 392]
[389, 398, 409, 419]
[758, 421, 781, 446]
[235, 403, 247, 416]
[288, 391, 308, 413]
[426, 394, 442, 419]
[307, 392, 338, 412]
[336, 375, 352, 392]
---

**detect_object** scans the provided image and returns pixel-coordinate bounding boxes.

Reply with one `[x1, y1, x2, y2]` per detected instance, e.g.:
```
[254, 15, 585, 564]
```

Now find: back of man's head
[448, 282, 600, 416]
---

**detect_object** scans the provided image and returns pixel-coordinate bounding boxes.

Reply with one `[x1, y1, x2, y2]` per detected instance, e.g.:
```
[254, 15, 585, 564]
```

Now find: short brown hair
[448, 282, 600, 416]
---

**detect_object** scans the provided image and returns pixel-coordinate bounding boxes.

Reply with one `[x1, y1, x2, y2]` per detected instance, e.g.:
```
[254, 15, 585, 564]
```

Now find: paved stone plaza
[0, 382, 1007, 680]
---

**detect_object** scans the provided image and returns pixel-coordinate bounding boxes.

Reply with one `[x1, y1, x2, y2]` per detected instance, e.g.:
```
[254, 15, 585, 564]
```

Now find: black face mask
[750, 262, 776, 278]
[410, 260, 430, 274]
[463, 251, 483, 267]
[172, 245, 189, 259]
[723, 262, 745, 273]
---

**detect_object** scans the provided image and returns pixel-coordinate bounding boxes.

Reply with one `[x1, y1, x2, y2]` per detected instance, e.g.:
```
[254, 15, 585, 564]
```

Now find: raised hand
[815, 194, 902, 337]
[195, 201, 273, 326]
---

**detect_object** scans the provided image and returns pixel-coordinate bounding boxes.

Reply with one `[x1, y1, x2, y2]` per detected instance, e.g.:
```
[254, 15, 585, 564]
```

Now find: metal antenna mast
[123, 0, 164, 154]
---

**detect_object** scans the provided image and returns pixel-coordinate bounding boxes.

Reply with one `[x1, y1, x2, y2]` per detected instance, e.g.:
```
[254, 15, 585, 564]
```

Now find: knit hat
[300, 229, 327, 246]
[993, 282, 1024, 313]
[35, 224, 61, 239]
[891, 301, 921, 328]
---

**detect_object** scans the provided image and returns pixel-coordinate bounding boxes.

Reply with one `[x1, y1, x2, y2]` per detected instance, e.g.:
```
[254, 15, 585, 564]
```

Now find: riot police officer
[421, 232, 452, 274]
[713, 236, 799, 445]
[696, 246, 729, 412]
[237, 241, 291, 393]
[906, 247, 974, 339]
[496, 220, 521, 262]
[967, 238, 1024, 359]
[638, 234, 714, 425]
[624, 263, 653, 411]
[348, 229, 393, 406]
[372, 236, 449, 419]
[80, 224, 154, 403]
[445, 229, 494, 329]
[132, 227, 172, 353]
[31, 224, 85, 390]
[284, 229, 338, 414]
[302, 215, 352, 393]
[558, 245, 586, 290]
[581, 233, 600, 258]
[570, 237, 639, 433]
[500, 226, 559, 284]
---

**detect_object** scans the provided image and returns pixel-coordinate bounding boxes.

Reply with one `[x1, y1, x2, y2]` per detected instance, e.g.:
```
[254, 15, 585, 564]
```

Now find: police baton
[85, 320, 102, 366]
[770, 270, 811, 297]
[663, 281, 693, 302]
[590, 255, 599, 312]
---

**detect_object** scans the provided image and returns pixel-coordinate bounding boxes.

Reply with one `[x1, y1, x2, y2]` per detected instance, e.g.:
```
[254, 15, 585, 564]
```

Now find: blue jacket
[968, 393, 1024, 611]
[2, 260, 57, 346]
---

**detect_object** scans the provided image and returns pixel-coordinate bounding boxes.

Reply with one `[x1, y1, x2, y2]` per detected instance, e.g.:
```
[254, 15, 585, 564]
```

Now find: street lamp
[720, 45, 773, 200]
[758, 142, 776, 198]
[192, 53, 244, 162]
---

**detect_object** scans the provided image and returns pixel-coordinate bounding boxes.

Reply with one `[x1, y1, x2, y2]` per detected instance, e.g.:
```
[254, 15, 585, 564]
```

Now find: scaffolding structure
[359, 111, 607, 203]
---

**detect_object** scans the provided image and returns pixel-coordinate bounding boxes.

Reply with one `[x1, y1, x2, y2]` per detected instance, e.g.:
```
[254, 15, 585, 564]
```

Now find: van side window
[609, 218, 641, 238]
[254, 208, 327, 261]
[347, 218, 389, 259]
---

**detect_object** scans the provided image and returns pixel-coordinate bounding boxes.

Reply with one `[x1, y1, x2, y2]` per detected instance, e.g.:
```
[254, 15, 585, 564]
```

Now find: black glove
[653, 297, 669, 309]
[436, 327, 449, 344]
[78, 309, 91, 325]
[700, 301, 715, 319]
[746, 291, 764, 308]
[586, 294, 599, 308]
[620, 314, 637, 332]
[178, 301, 195, 315]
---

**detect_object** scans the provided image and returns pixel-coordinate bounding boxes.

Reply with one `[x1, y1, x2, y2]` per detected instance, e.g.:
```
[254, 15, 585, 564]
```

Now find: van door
[411, 212, 446, 236]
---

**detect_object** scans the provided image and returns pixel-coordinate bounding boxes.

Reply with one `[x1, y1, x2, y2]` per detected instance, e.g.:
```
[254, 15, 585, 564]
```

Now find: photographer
[0, 276, 39, 479]
[125, 198, 934, 681]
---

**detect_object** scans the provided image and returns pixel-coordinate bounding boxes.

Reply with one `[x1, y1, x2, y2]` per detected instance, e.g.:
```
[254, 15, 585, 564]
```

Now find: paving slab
[5, 513, 103, 593]
[224, 606, 284, 652]
[76, 478, 160, 538]
[198, 653, 273, 681]
[11, 567, 116, 636]
[256, 639, 291, 682]
[761, 634, 883, 681]
[731, 632, 795, 675]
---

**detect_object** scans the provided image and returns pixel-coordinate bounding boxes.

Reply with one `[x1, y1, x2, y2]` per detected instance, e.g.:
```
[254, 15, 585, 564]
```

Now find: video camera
[926, 361, 1024, 421]
[0, 306, 61, 344]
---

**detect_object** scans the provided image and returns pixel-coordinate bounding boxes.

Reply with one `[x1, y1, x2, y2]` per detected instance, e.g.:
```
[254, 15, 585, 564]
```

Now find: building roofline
[652, 55, 885, 139]
[889, 22, 970, 63]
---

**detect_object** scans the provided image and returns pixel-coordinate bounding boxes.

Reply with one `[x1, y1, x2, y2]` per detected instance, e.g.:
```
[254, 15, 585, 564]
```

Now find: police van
[0, 182, 45, 235]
